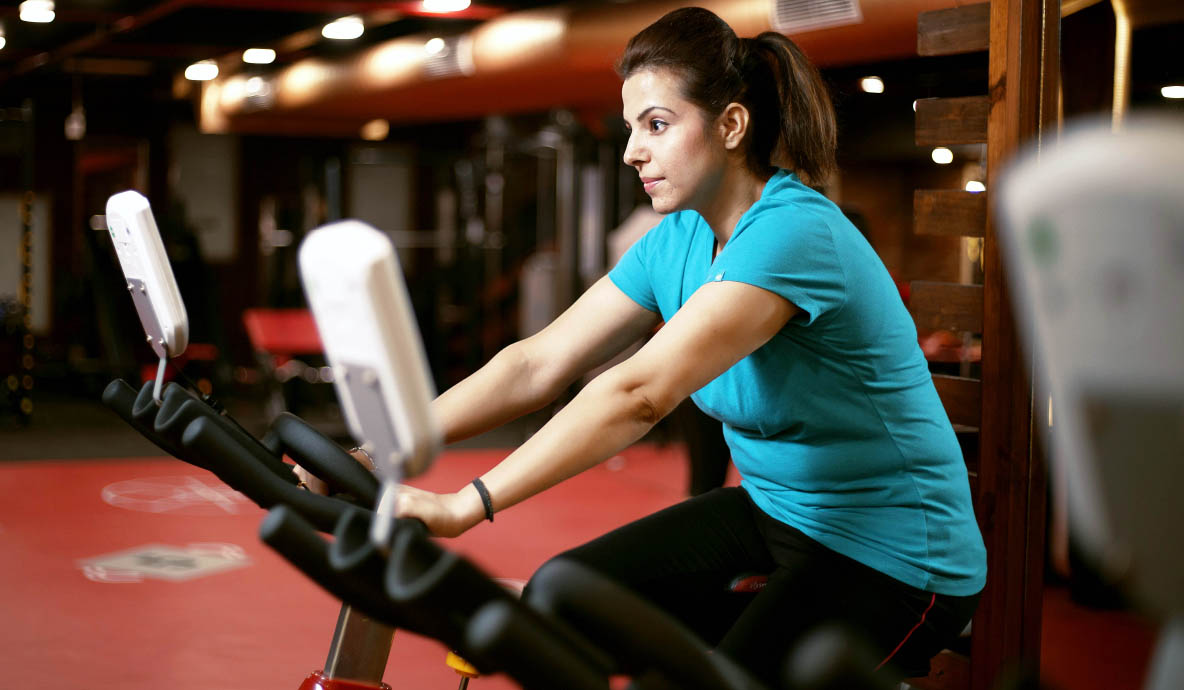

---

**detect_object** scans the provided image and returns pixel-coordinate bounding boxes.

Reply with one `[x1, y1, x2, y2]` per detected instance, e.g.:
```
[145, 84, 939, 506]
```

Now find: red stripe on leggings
[875, 593, 937, 671]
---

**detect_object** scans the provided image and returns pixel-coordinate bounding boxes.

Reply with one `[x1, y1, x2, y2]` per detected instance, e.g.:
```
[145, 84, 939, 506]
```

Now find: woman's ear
[718, 102, 750, 151]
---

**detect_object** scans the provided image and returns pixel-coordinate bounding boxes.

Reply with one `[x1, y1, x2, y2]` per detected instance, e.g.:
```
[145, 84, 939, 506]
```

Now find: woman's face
[622, 68, 727, 215]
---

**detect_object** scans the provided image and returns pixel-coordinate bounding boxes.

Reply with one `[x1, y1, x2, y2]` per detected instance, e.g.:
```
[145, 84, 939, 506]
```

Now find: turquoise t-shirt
[609, 169, 986, 595]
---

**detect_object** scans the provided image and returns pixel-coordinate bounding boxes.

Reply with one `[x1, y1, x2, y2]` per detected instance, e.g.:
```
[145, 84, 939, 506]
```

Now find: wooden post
[971, 0, 1059, 687]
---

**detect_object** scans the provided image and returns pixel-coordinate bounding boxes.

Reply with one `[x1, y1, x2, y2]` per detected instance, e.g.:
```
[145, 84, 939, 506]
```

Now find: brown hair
[617, 7, 836, 185]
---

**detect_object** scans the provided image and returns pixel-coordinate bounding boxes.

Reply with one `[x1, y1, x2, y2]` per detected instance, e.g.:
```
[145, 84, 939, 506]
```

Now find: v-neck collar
[705, 168, 792, 269]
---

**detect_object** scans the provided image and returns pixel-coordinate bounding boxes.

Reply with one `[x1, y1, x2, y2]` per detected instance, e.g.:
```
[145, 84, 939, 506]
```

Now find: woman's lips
[641, 177, 662, 193]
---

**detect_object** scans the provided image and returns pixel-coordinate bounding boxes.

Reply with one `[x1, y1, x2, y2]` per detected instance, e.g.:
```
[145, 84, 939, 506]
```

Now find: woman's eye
[649, 119, 667, 132]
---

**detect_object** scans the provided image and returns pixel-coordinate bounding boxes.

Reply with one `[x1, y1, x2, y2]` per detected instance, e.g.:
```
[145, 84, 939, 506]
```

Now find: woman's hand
[292, 463, 329, 494]
[291, 447, 484, 537]
[291, 447, 373, 496]
[394, 484, 485, 538]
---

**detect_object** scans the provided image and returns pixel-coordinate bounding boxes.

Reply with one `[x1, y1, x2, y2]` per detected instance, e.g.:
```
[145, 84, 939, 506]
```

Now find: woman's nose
[623, 132, 645, 167]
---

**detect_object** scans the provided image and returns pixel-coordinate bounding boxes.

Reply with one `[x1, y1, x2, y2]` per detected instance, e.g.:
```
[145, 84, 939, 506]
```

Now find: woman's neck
[698, 165, 772, 251]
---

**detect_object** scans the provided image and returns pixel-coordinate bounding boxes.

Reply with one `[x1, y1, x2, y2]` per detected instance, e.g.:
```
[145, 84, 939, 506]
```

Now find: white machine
[298, 220, 442, 547]
[106, 190, 189, 402]
[997, 116, 1184, 690]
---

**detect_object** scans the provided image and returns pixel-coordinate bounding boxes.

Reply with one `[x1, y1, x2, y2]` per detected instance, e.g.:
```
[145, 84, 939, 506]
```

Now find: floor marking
[101, 476, 251, 515]
[78, 542, 250, 582]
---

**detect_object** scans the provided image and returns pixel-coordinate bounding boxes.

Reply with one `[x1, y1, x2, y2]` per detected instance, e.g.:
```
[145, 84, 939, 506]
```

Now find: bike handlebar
[103, 378, 368, 532]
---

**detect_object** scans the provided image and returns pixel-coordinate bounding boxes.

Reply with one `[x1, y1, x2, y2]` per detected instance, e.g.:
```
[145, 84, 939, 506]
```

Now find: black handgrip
[102, 379, 189, 461]
[155, 387, 298, 487]
[785, 623, 899, 690]
[385, 520, 510, 617]
[466, 600, 610, 690]
[328, 507, 390, 574]
[324, 510, 460, 644]
[258, 506, 400, 626]
[271, 412, 379, 503]
[181, 415, 358, 532]
[526, 558, 769, 690]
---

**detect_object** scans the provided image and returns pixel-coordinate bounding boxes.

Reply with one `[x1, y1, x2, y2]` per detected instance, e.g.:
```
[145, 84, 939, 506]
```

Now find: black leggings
[529, 487, 980, 687]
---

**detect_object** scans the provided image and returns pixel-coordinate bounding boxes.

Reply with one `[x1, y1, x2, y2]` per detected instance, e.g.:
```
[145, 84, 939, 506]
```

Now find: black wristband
[471, 477, 494, 522]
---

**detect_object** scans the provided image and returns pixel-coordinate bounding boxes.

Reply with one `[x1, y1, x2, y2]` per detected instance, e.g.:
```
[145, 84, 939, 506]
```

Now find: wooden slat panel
[934, 374, 982, 429]
[907, 650, 970, 690]
[915, 96, 990, 146]
[910, 281, 983, 333]
[918, 3, 990, 56]
[914, 190, 987, 238]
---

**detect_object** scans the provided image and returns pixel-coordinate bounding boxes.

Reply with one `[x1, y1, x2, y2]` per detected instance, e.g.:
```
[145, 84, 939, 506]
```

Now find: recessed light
[361, 119, 390, 141]
[243, 48, 276, 65]
[185, 60, 219, 82]
[422, 0, 472, 13]
[931, 147, 954, 165]
[323, 16, 364, 40]
[20, 1, 55, 23]
[860, 76, 884, 94]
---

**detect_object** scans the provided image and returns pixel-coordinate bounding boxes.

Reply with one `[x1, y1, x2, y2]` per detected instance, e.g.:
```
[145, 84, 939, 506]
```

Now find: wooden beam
[970, 0, 1058, 688]
[934, 374, 982, 428]
[1061, 0, 1104, 16]
[910, 282, 983, 333]
[918, 3, 991, 56]
[915, 190, 988, 238]
[916, 96, 990, 146]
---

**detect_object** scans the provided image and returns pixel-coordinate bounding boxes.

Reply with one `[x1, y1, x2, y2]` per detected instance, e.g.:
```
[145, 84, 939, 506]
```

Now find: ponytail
[618, 8, 837, 186]
[741, 33, 836, 185]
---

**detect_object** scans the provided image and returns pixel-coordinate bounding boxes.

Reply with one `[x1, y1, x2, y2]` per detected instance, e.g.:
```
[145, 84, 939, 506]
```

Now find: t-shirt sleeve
[710, 207, 846, 326]
[608, 225, 660, 313]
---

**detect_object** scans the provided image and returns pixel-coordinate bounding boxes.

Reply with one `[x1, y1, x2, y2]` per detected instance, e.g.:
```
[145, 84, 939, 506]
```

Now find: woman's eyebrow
[628, 105, 676, 123]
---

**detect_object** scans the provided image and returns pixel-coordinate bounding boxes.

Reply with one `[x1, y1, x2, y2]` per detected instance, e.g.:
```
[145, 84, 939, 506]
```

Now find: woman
[343, 7, 984, 684]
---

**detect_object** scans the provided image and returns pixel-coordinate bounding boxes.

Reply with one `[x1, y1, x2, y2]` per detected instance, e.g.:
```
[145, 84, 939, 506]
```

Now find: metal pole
[17, 100, 35, 423]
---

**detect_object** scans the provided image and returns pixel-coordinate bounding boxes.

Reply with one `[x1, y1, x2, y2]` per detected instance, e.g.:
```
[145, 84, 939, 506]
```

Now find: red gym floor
[0, 444, 1156, 690]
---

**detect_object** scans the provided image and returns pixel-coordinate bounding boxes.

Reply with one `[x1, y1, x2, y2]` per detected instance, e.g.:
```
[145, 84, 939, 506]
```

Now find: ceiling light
[322, 16, 364, 40]
[185, 60, 219, 82]
[0, 24, 5, 51]
[931, 147, 954, 165]
[20, 1, 55, 23]
[243, 48, 276, 65]
[859, 76, 884, 94]
[360, 119, 390, 141]
[422, 0, 471, 13]
[424, 37, 446, 55]
[964, 180, 986, 193]
[1162, 85, 1184, 99]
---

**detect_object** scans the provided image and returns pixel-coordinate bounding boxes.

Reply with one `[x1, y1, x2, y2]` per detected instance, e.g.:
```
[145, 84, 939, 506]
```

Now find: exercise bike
[101, 192, 894, 690]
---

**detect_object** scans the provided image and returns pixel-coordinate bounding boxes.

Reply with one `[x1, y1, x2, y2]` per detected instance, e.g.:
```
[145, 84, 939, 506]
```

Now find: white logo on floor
[78, 543, 250, 583]
[102, 476, 251, 515]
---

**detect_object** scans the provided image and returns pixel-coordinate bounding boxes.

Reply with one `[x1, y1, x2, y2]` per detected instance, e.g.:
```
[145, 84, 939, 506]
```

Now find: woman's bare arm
[398, 279, 799, 536]
[430, 275, 662, 445]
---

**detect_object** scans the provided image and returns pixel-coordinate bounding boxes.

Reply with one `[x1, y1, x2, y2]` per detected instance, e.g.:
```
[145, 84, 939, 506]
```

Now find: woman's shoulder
[742, 192, 841, 244]
[755, 171, 844, 218]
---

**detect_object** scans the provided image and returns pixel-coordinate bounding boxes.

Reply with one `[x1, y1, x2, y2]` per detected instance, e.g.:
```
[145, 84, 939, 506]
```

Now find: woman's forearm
[466, 370, 664, 520]
[431, 340, 564, 445]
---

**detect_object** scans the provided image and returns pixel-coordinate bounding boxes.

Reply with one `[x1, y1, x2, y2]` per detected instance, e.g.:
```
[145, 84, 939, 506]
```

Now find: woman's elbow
[500, 338, 568, 404]
[588, 369, 679, 427]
